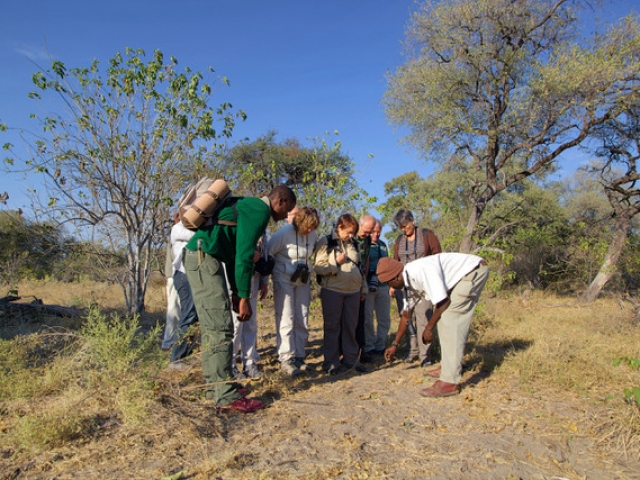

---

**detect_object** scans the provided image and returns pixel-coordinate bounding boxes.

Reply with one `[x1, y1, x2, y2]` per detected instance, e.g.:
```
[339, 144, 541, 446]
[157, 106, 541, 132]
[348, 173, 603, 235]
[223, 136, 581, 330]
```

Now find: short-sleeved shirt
[401, 253, 484, 313]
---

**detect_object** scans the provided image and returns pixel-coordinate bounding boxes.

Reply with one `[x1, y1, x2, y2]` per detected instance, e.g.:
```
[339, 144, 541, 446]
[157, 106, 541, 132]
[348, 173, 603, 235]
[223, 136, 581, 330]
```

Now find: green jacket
[185, 196, 271, 298]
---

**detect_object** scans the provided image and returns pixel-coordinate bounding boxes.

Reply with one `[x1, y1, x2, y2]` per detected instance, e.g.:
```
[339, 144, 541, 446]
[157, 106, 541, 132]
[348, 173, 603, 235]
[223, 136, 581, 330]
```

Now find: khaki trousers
[184, 251, 241, 406]
[438, 264, 489, 385]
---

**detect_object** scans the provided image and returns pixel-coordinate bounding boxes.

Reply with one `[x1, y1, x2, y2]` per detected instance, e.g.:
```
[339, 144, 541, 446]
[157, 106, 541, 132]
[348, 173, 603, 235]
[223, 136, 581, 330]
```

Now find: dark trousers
[356, 299, 366, 351]
[321, 289, 360, 368]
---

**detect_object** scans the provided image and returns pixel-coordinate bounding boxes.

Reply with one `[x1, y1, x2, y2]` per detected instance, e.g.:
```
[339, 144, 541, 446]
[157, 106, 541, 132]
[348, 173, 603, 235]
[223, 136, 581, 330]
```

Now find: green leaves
[5, 47, 244, 314]
[384, 0, 640, 252]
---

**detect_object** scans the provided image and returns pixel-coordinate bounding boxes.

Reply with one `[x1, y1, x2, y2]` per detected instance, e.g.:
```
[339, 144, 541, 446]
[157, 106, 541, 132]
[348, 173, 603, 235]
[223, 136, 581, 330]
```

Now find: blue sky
[1, 0, 637, 218]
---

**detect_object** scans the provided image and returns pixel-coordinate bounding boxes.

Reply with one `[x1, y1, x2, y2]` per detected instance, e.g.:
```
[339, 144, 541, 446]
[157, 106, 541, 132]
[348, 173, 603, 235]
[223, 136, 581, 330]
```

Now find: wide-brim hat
[377, 257, 404, 283]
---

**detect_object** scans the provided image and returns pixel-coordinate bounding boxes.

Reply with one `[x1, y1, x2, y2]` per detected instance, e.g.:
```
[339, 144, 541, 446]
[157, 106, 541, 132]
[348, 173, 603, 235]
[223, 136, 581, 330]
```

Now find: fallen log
[0, 295, 84, 318]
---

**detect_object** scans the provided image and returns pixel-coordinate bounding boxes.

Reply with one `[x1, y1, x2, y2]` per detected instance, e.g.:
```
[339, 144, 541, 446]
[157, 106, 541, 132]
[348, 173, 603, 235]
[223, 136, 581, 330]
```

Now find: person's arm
[236, 297, 253, 322]
[424, 228, 442, 256]
[258, 281, 269, 300]
[313, 237, 339, 276]
[422, 297, 451, 343]
[384, 310, 410, 361]
[234, 199, 270, 298]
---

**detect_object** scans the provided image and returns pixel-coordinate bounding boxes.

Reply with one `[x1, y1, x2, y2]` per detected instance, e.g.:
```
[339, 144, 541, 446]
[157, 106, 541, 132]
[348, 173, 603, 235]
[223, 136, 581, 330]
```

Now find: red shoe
[219, 397, 265, 413]
[419, 380, 460, 398]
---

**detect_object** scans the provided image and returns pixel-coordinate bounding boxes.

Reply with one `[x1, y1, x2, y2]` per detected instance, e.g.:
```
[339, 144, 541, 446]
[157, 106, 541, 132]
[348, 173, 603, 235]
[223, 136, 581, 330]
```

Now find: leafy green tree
[480, 180, 571, 289]
[561, 169, 614, 291]
[580, 104, 640, 301]
[3, 48, 245, 314]
[225, 131, 374, 232]
[384, 0, 640, 252]
[380, 170, 470, 250]
[0, 210, 66, 289]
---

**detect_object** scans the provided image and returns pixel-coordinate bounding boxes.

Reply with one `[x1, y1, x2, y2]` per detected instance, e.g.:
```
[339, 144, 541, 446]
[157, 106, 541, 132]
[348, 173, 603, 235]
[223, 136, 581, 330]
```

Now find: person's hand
[360, 293, 366, 302]
[389, 287, 396, 297]
[258, 283, 268, 300]
[231, 294, 240, 313]
[422, 328, 434, 344]
[335, 252, 347, 265]
[384, 344, 397, 361]
[237, 297, 253, 322]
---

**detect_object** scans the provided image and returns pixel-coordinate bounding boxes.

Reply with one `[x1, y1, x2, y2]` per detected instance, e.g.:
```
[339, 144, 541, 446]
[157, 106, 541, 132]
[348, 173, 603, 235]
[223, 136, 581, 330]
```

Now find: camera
[290, 263, 310, 284]
[254, 254, 275, 276]
[368, 273, 379, 292]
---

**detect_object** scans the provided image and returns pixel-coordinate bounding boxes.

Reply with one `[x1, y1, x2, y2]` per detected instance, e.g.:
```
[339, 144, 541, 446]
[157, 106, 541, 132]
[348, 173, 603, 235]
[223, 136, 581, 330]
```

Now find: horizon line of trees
[2, 0, 639, 311]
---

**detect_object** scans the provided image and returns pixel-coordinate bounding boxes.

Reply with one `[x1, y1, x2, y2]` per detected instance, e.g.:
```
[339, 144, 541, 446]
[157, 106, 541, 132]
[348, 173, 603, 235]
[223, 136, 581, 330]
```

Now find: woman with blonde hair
[269, 206, 320, 376]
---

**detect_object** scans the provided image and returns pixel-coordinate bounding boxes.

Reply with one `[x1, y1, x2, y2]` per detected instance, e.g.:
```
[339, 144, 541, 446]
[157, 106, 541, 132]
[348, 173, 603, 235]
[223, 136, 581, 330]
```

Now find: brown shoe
[420, 380, 460, 398]
[424, 365, 441, 378]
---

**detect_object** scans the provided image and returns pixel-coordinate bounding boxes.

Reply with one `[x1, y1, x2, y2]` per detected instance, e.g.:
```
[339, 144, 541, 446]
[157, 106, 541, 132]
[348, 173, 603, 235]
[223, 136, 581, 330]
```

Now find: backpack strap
[207, 196, 242, 227]
[393, 234, 401, 260]
[421, 228, 429, 257]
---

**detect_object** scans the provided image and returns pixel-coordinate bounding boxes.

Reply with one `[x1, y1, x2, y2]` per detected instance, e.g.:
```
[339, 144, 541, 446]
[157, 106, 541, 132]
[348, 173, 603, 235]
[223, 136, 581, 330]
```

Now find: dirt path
[7, 351, 635, 480]
[2, 297, 639, 480]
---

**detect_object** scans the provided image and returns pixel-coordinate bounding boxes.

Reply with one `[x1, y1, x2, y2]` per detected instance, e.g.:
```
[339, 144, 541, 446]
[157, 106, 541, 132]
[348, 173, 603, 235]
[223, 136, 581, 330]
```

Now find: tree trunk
[460, 194, 491, 253]
[580, 214, 631, 303]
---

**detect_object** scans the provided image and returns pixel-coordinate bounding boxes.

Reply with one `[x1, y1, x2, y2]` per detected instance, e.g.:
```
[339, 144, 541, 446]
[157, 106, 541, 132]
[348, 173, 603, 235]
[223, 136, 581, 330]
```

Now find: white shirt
[268, 222, 318, 283]
[401, 253, 484, 313]
[171, 222, 196, 274]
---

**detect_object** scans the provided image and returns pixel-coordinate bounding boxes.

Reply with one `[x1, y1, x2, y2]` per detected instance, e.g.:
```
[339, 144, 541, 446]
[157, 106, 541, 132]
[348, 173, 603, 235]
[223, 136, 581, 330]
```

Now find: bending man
[377, 254, 489, 397]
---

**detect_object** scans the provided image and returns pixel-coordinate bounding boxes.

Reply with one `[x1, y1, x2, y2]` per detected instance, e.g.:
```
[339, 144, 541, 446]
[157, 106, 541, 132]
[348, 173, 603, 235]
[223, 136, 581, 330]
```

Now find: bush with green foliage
[0, 210, 66, 287]
[0, 308, 164, 451]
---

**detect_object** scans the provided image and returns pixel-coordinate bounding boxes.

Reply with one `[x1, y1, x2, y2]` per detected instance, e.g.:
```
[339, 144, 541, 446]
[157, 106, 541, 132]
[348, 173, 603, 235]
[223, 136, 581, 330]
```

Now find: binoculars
[368, 273, 379, 292]
[290, 263, 310, 284]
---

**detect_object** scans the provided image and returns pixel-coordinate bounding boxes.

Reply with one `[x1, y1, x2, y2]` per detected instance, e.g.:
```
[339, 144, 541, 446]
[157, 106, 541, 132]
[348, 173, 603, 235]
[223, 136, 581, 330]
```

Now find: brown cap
[376, 257, 404, 283]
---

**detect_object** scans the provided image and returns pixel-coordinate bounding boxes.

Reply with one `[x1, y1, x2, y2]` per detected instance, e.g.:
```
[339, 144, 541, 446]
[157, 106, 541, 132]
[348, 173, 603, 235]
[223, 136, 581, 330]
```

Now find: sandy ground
[1, 290, 639, 480]
[3, 333, 639, 480]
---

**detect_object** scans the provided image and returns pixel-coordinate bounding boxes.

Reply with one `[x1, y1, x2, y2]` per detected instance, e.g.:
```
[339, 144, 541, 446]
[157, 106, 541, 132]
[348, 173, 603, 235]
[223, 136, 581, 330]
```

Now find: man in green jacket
[183, 185, 296, 412]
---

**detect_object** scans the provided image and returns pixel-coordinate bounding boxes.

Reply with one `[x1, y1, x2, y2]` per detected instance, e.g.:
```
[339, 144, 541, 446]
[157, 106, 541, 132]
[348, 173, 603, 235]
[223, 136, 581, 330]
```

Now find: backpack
[178, 178, 232, 230]
[253, 235, 275, 276]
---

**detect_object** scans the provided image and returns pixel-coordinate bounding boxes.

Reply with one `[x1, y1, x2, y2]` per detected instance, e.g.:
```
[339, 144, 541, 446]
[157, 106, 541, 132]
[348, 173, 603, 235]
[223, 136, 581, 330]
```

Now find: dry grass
[1, 280, 639, 478]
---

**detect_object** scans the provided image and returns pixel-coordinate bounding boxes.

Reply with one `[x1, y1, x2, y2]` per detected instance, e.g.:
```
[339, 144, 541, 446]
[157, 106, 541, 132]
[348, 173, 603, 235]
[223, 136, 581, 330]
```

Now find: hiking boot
[344, 362, 368, 373]
[207, 385, 249, 400]
[167, 361, 191, 372]
[293, 358, 309, 372]
[360, 351, 374, 363]
[325, 364, 339, 376]
[232, 365, 246, 380]
[218, 397, 265, 413]
[244, 363, 264, 380]
[280, 360, 302, 377]
[420, 357, 433, 368]
[403, 354, 418, 364]
[419, 380, 460, 398]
